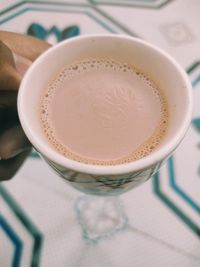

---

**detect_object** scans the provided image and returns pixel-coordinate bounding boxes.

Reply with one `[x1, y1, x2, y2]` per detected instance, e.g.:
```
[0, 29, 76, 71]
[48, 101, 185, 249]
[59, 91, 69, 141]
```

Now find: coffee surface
[40, 59, 169, 165]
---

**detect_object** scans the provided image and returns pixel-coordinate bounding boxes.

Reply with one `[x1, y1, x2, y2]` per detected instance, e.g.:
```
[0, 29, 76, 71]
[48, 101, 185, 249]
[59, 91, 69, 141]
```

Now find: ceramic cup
[18, 34, 193, 196]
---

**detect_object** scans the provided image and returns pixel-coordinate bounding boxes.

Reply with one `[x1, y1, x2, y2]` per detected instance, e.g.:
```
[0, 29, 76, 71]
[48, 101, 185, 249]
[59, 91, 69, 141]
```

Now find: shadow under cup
[18, 35, 192, 196]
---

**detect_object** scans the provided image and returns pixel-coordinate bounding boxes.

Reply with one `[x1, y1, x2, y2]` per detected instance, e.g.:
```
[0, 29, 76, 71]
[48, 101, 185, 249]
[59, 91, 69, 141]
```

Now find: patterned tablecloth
[0, 1, 199, 266]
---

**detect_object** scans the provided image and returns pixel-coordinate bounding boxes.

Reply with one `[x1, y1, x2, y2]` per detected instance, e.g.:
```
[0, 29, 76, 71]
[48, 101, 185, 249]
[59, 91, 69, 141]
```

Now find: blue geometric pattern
[153, 173, 200, 238]
[27, 23, 80, 41]
[0, 186, 43, 267]
[0, 2, 136, 35]
[168, 157, 200, 214]
[187, 61, 200, 88]
[0, 215, 23, 267]
[192, 118, 200, 133]
[89, 0, 173, 8]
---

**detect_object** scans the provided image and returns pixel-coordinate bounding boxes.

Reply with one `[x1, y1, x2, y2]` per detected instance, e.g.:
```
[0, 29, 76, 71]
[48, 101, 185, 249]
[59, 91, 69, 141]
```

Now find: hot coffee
[40, 58, 169, 165]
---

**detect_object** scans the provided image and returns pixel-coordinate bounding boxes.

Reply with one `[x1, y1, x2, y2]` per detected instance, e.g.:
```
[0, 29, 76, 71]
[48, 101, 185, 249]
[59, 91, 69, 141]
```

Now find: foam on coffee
[40, 59, 169, 165]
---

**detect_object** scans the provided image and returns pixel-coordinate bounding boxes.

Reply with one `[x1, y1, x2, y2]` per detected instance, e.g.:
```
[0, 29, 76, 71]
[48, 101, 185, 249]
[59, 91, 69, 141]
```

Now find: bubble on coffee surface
[40, 58, 169, 165]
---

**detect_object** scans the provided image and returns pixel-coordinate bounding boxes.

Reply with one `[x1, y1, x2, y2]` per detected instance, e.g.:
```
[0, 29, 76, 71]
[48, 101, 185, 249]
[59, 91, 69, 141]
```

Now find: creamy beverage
[40, 58, 169, 165]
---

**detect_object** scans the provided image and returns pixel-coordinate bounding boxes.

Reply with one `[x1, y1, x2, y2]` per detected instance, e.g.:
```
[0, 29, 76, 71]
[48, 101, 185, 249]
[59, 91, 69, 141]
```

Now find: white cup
[18, 34, 193, 196]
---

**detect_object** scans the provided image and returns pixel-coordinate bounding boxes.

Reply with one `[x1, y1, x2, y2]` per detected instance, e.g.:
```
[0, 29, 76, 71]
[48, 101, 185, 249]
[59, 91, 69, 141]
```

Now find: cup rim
[18, 34, 193, 175]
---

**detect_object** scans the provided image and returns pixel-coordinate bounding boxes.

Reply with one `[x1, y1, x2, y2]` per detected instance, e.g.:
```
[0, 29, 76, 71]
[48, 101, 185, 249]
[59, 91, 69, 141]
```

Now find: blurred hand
[0, 31, 51, 181]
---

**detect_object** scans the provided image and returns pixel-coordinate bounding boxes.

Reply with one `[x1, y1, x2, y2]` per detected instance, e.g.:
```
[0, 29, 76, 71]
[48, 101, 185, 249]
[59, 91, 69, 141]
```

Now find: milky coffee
[40, 59, 169, 165]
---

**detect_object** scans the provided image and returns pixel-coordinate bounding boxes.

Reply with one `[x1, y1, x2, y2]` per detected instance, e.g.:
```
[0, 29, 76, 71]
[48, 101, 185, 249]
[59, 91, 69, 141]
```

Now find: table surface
[0, 1, 199, 267]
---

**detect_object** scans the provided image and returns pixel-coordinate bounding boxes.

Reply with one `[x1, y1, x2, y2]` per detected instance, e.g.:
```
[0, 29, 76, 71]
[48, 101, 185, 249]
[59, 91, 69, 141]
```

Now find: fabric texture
[0, 0, 199, 266]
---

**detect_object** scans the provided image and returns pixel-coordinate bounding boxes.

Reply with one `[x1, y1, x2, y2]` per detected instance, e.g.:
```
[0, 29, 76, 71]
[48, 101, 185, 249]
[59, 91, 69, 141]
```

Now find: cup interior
[18, 35, 192, 175]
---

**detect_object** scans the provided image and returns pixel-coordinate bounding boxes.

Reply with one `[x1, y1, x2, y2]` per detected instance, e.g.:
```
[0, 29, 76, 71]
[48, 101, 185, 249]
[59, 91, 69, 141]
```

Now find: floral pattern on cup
[43, 156, 164, 195]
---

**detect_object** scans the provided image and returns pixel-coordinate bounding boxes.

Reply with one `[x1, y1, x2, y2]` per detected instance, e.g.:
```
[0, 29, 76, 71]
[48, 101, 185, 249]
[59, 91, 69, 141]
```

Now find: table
[0, 1, 199, 266]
